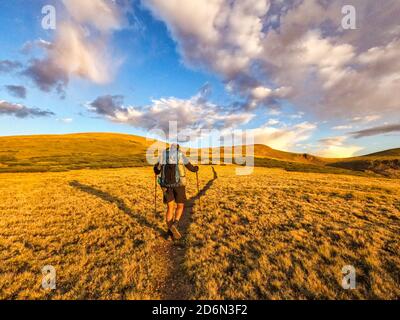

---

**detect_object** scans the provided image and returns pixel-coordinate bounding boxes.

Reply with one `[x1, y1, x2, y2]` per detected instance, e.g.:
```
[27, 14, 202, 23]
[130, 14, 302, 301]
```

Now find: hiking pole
[154, 174, 157, 215]
[196, 171, 202, 212]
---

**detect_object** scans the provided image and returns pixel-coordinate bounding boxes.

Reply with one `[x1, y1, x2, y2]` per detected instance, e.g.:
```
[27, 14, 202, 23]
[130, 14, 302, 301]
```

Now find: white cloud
[249, 121, 316, 151]
[266, 119, 280, 126]
[352, 115, 381, 123]
[144, 0, 400, 120]
[87, 88, 255, 136]
[23, 0, 127, 96]
[144, 0, 270, 77]
[57, 118, 73, 123]
[267, 108, 282, 116]
[0, 100, 54, 118]
[251, 86, 272, 100]
[289, 112, 305, 120]
[331, 114, 381, 131]
[317, 136, 363, 158]
[62, 0, 125, 32]
[332, 125, 353, 130]
[21, 39, 53, 54]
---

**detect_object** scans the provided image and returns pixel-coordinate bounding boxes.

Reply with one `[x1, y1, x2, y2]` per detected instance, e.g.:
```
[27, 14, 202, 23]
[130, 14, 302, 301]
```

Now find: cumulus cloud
[351, 115, 381, 124]
[266, 118, 280, 126]
[23, 57, 68, 97]
[88, 95, 125, 116]
[247, 121, 316, 151]
[332, 125, 352, 131]
[4, 85, 27, 99]
[87, 88, 254, 136]
[20, 39, 53, 54]
[317, 136, 363, 158]
[86, 80, 318, 149]
[145, 0, 269, 76]
[144, 0, 275, 109]
[0, 60, 22, 73]
[350, 123, 400, 138]
[23, 0, 128, 96]
[0, 100, 54, 118]
[57, 118, 74, 123]
[143, 0, 400, 119]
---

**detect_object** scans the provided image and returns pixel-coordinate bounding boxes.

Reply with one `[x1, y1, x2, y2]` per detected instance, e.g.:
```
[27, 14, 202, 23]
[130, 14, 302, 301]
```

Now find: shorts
[162, 186, 187, 204]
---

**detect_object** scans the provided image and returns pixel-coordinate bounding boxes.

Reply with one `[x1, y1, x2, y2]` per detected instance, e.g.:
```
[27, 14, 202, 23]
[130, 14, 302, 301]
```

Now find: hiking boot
[169, 222, 182, 240]
[165, 229, 174, 240]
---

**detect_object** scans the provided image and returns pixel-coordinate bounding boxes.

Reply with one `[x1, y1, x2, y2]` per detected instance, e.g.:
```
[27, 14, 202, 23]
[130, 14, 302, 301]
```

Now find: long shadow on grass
[69, 180, 164, 235]
[163, 167, 218, 300]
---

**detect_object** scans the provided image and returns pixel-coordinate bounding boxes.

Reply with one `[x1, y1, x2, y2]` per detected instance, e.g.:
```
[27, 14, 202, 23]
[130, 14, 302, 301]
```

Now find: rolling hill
[204, 144, 327, 165]
[328, 148, 400, 178]
[363, 148, 400, 158]
[0, 133, 399, 177]
[0, 133, 156, 172]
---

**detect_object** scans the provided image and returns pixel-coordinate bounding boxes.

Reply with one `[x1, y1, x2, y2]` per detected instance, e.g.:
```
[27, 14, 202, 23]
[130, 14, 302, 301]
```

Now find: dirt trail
[157, 171, 218, 300]
[69, 170, 217, 300]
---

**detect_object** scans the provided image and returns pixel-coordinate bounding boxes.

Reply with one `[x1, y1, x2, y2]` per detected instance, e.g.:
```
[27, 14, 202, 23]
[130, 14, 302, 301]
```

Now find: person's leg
[163, 187, 176, 235]
[169, 202, 182, 240]
[169, 187, 187, 240]
[174, 187, 187, 223]
[174, 203, 185, 223]
[166, 201, 175, 230]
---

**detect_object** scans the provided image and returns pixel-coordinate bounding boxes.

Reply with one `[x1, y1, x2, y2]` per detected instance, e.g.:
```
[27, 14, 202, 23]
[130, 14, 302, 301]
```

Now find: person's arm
[182, 154, 199, 173]
[154, 151, 165, 175]
[154, 162, 161, 175]
[185, 161, 199, 173]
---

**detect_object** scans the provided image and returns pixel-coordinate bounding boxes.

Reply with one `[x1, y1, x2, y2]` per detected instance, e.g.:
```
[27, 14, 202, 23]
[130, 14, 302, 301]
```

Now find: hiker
[154, 144, 199, 240]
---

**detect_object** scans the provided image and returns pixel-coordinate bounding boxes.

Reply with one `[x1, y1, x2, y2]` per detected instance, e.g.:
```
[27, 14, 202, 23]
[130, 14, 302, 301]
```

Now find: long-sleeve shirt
[153, 149, 198, 175]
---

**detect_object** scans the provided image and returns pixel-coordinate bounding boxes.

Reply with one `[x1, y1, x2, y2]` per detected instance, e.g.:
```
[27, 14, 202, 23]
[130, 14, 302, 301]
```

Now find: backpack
[158, 148, 187, 188]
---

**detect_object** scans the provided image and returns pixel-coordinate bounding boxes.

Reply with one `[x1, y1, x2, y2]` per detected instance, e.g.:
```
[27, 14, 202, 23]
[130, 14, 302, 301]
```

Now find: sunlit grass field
[186, 167, 400, 299]
[0, 166, 399, 299]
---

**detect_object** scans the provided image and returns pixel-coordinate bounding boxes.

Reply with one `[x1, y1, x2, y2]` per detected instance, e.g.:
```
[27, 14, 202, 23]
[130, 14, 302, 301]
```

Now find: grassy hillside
[328, 149, 400, 178]
[251, 146, 400, 177]
[253, 144, 327, 165]
[0, 133, 156, 173]
[191, 144, 390, 177]
[363, 148, 400, 158]
[198, 144, 327, 164]
[0, 133, 398, 177]
[253, 157, 371, 176]
[191, 145, 373, 176]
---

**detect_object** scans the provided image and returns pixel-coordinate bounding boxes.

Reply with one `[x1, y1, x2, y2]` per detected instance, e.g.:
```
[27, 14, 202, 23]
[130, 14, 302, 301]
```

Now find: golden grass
[0, 167, 184, 299]
[0, 133, 156, 172]
[0, 166, 399, 299]
[186, 167, 400, 299]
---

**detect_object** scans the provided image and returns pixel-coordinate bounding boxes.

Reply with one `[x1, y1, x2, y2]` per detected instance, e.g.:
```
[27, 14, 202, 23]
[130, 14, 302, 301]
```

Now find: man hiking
[154, 144, 199, 240]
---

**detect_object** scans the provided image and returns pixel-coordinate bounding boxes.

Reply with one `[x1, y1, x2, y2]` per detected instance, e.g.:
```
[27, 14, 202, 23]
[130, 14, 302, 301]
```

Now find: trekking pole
[196, 171, 202, 212]
[154, 174, 157, 214]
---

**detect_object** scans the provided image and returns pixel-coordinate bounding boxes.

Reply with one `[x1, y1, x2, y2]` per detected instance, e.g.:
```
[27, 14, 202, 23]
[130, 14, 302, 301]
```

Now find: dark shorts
[162, 186, 187, 204]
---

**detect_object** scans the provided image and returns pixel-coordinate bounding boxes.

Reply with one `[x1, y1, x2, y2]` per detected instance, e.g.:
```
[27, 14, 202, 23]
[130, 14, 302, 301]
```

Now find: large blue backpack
[158, 148, 187, 188]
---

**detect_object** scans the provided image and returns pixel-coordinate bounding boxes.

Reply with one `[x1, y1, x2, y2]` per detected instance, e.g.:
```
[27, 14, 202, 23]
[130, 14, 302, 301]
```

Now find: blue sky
[0, 0, 399, 157]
